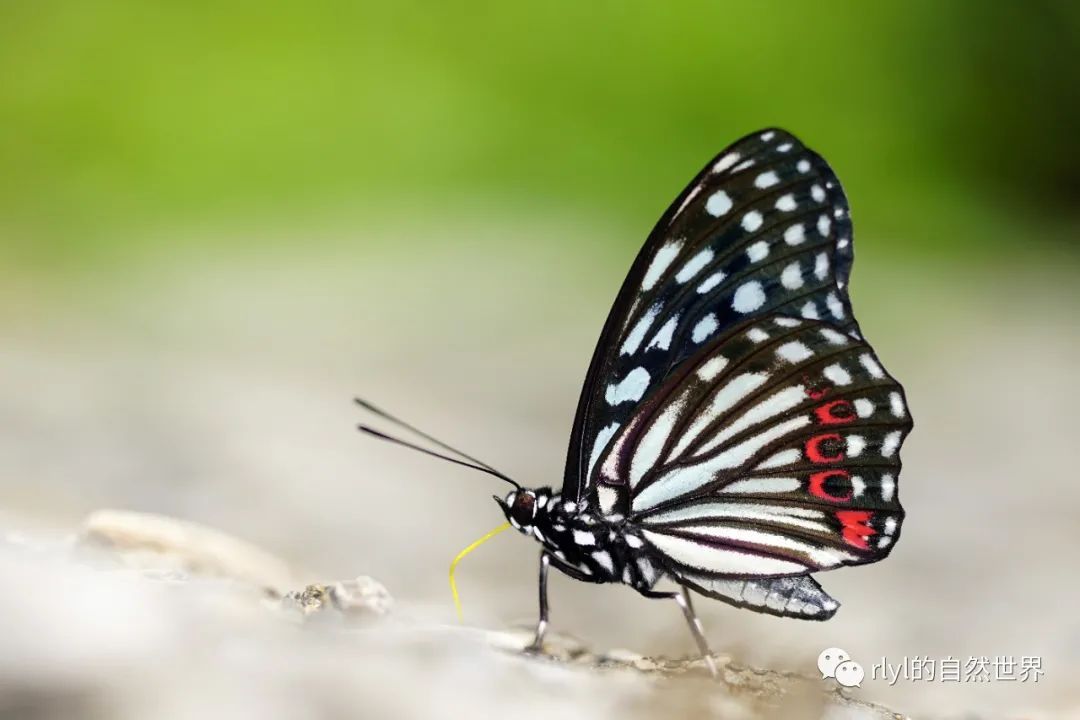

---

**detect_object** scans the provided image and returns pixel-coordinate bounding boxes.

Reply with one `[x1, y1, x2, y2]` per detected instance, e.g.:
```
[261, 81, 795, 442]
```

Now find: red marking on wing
[815, 399, 855, 425]
[803, 375, 830, 400]
[805, 433, 844, 463]
[836, 510, 876, 550]
[809, 470, 852, 502]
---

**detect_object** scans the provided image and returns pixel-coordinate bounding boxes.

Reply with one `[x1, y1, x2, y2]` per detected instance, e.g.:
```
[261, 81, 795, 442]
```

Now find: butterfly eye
[512, 492, 536, 525]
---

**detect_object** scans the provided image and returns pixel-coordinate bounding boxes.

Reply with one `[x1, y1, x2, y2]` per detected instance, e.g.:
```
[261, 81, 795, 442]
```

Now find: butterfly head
[495, 487, 555, 534]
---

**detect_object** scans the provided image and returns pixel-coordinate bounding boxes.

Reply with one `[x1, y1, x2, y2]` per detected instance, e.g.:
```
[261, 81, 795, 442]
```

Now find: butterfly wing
[611, 314, 909, 617]
[698, 575, 840, 619]
[563, 128, 861, 513]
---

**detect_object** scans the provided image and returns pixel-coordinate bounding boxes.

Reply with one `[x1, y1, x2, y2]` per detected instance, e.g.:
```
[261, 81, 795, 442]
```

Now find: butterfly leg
[641, 585, 718, 677]
[525, 550, 551, 653]
[677, 585, 718, 677]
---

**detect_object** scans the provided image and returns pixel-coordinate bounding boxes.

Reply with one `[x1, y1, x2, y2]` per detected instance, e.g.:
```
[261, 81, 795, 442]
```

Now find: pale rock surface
[0, 511, 907, 720]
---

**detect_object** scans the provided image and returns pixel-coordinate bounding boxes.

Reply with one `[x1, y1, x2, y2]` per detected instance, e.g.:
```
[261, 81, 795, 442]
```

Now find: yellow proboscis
[449, 522, 511, 621]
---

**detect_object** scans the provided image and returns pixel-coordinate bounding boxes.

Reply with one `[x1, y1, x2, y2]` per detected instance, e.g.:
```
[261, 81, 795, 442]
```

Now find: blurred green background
[2, 0, 1077, 272]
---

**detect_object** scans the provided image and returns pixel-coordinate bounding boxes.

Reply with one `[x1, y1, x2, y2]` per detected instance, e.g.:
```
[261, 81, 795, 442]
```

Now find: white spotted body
[497, 487, 664, 591]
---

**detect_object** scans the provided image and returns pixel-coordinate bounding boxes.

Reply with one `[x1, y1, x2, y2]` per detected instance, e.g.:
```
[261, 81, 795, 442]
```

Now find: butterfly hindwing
[563, 129, 860, 512]
[592, 314, 909, 587]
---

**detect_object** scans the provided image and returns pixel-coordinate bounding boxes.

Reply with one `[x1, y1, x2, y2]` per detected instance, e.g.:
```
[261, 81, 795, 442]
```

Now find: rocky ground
[1, 510, 905, 720]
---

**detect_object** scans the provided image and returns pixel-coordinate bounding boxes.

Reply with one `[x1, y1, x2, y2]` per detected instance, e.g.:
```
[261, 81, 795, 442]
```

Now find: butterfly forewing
[564, 129, 861, 512]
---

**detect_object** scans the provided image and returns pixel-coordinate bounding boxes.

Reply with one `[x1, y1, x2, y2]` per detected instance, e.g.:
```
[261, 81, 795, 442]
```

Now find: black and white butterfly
[358, 128, 911, 674]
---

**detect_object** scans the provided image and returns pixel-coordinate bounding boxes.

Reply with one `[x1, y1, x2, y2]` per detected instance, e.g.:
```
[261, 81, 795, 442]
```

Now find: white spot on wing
[712, 153, 740, 173]
[775, 194, 797, 212]
[854, 398, 874, 418]
[620, 304, 661, 355]
[754, 170, 779, 189]
[852, 475, 866, 497]
[776, 341, 812, 363]
[646, 315, 678, 351]
[696, 271, 725, 294]
[732, 281, 766, 313]
[641, 241, 683, 291]
[818, 214, 832, 237]
[675, 248, 715, 283]
[742, 211, 763, 232]
[605, 367, 651, 405]
[705, 191, 733, 217]
[783, 224, 805, 245]
[692, 314, 718, 343]
[781, 261, 804, 290]
[797, 159, 811, 173]
[881, 473, 896, 502]
[826, 292, 845, 319]
[811, 184, 826, 202]
[859, 353, 885, 379]
[801, 301, 820, 319]
[881, 431, 902, 457]
[696, 356, 728, 381]
[889, 392, 906, 417]
[814, 252, 830, 280]
[846, 435, 866, 457]
[746, 327, 770, 343]
[746, 240, 769, 263]
[823, 364, 852, 385]
[820, 328, 848, 345]
[592, 550, 614, 572]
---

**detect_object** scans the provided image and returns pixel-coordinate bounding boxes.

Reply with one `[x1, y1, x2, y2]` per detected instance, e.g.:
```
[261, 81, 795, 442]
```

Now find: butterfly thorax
[495, 487, 663, 592]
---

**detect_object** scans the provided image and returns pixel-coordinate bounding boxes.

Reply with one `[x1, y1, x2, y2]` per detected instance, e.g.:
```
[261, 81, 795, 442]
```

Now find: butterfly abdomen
[546, 509, 666, 591]
[499, 488, 666, 591]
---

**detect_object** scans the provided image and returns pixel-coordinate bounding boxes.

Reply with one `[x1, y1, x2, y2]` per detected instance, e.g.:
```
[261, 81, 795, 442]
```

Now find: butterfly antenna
[355, 398, 508, 472]
[355, 401, 520, 489]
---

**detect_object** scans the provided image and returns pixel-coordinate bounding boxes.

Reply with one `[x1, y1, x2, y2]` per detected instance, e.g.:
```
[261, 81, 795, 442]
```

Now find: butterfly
[358, 128, 911, 675]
